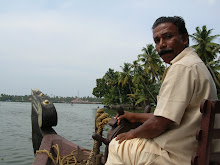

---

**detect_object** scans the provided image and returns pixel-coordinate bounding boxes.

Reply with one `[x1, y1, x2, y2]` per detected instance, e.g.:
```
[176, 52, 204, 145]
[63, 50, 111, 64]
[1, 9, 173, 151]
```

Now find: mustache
[159, 48, 173, 57]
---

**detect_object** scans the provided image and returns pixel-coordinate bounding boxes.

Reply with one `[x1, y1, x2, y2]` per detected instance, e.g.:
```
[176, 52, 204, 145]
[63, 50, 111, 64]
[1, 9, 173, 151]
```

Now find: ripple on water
[0, 147, 34, 165]
[2, 153, 34, 165]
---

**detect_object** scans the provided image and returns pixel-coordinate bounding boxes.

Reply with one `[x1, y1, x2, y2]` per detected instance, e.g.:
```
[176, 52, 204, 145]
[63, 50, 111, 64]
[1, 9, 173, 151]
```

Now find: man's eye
[154, 39, 159, 44]
[166, 35, 172, 39]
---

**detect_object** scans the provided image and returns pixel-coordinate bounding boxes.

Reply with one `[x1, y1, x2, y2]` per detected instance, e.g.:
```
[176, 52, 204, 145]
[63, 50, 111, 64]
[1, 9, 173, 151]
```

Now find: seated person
[105, 16, 218, 165]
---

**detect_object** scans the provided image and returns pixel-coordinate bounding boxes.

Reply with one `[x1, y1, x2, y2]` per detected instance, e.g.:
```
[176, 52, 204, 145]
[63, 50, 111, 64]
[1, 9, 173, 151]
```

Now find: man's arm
[116, 115, 172, 143]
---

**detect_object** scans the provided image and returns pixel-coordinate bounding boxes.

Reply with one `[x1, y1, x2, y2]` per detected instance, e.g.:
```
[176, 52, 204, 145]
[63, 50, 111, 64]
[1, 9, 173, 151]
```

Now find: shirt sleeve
[154, 64, 195, 125]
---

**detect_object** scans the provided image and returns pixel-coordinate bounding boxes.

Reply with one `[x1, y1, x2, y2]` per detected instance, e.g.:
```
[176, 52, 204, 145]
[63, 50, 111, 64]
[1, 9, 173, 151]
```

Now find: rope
[35, 144, 88, 165]
[35, 108, 110, 165]
[86, 109, 111, 165]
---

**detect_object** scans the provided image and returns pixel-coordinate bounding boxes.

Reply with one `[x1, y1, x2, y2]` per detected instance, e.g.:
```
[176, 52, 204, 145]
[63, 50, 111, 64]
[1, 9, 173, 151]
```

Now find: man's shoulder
[173, 49, 204, 68]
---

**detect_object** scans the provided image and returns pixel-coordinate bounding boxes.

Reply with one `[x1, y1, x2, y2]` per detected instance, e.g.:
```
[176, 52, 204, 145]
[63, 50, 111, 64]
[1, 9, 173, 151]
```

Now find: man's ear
[181, 34, 189, 47]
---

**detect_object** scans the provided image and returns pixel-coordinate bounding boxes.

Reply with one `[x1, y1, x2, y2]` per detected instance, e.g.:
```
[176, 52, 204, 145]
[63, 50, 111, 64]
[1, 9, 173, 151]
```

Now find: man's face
[153, 22, 188, 64]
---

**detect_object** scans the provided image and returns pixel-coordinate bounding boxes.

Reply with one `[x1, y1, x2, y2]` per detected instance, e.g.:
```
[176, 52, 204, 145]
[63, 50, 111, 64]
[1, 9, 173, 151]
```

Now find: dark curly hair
[152, 16, 189, 47]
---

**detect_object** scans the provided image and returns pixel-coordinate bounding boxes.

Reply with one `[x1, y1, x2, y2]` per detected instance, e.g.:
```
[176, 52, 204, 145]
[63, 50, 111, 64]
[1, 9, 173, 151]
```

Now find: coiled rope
[85, 109, 110, 165]
[36, 144, 89, 165]
[35, 108, 110, 165]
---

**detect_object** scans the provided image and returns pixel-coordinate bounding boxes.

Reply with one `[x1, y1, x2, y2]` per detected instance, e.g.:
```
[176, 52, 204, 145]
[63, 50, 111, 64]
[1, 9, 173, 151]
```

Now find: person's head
[152, 16, 189, 64]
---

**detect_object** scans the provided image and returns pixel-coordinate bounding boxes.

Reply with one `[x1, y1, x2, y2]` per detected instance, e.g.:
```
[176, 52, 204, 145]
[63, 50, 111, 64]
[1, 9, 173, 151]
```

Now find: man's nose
[159, 39, 166, 49]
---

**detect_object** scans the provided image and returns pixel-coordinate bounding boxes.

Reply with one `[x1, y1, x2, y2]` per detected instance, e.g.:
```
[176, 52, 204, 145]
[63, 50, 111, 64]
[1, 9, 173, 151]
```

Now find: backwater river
[0, 101, 119, 165]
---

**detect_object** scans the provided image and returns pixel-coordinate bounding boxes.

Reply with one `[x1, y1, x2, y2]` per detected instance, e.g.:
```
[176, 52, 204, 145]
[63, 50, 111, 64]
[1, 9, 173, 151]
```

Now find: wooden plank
[210, 152, 220, 163]
[213, 129, 220, 139]
[33, 134, 53, 165]
[214, 101, 220, 113]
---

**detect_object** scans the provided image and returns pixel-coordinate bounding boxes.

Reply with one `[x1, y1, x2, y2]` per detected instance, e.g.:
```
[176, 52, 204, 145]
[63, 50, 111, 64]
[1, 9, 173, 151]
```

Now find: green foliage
[93, 44, 165, 107]
[190, 25, 220, 97]
[190, 26, 219, 63]
[137, 44, 165, 82]
[0, 94, 31, 102]
[92, 78, 107, 98]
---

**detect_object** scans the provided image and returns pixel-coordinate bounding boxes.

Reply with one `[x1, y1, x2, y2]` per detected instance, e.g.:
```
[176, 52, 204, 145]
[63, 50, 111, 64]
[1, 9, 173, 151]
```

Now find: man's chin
[161, 54, 172, 64]
[160, 53, 169, 58]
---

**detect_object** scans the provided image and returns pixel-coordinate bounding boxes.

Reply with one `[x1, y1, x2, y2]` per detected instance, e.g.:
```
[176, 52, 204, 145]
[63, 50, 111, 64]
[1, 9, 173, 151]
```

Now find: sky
[0, 0, 219, 97]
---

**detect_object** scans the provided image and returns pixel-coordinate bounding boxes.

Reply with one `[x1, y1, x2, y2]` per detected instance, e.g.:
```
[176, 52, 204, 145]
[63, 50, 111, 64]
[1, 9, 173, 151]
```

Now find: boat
[31, 89, 143, 165]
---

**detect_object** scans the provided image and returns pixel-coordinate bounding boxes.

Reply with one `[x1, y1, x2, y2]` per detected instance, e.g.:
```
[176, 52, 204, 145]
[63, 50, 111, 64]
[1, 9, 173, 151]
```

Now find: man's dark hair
[152, 16, 189, 46]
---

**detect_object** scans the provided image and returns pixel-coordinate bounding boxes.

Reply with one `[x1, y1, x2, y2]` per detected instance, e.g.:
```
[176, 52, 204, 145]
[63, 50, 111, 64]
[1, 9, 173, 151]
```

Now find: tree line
[92, 25, 220, 108]
[0, 94, 102, 103]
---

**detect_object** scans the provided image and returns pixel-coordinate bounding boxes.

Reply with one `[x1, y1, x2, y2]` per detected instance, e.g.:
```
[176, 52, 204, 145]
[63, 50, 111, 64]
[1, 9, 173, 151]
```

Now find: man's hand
[116, 111, 136, 125]
[115, 129, 136, 143]
[116, 115, 173, 143]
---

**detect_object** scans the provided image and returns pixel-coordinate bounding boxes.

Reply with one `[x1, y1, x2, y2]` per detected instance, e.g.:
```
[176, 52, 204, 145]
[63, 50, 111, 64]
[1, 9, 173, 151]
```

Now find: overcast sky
[0, 0, 219, 97]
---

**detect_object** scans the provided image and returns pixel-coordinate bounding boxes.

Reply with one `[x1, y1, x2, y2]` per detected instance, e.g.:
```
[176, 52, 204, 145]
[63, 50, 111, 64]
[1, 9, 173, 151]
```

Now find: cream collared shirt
[154, 47, 217, 164]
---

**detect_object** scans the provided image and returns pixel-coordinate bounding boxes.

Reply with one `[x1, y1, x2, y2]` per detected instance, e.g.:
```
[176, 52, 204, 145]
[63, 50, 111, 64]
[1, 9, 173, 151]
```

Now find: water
[0, 102, 113, 165]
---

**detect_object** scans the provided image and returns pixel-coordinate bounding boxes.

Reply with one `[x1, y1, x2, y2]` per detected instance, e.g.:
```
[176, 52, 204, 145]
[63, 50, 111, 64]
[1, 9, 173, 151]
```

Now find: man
[105, 16, 217, 165]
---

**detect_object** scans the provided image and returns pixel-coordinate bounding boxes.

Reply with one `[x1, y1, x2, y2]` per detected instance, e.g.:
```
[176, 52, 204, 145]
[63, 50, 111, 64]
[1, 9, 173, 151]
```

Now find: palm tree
[118, 62, 137, 105]
[118, 63, 133, 94]
[131, 61, 157, 104]
[103, 68, 115, 86]
[190, 25, 219, 62]
[137, 44, 165, 82]
[103, 69, 122, 104]
[190, 25, 220, 88]
[132, 44, 164, 104]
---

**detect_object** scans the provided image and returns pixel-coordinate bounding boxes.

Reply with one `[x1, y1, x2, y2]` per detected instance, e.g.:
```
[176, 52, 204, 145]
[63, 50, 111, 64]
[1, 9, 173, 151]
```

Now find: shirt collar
[170, 47, 193, 65]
